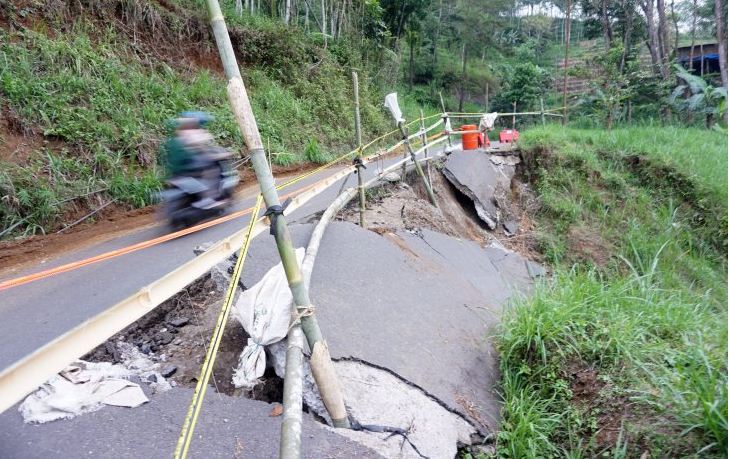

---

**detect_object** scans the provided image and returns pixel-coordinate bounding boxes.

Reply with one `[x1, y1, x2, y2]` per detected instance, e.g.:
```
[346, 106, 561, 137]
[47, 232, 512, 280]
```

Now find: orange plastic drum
[461, 124, 479, 150]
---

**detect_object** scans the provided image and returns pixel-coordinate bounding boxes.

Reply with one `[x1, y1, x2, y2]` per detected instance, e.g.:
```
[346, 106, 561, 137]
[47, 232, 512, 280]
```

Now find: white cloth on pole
[232, 248, 305, 389]
[384, 92, 405, 124]
[479, 113, 499, 131]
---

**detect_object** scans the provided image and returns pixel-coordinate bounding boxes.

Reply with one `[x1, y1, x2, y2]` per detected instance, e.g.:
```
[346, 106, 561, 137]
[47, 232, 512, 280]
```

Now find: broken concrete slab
[221, 221, 542, 435]
[486, 244, 545, 293]
[0, 388, 380, 459]
[400, 228, 512, 307]
[442, 150, 517, 229]
[503, 220, 519, 237]
[268, 344, 477, 458]
[304, 222, 515, 432]
[333, 360, 476, 459]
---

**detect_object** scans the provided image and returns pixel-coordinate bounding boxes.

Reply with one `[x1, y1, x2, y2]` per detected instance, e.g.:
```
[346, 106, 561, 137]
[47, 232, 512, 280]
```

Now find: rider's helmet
[176, 111, 214, 129]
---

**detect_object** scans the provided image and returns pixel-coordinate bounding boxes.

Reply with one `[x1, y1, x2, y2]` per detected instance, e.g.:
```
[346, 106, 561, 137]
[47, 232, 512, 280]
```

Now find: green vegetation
[497, 126, 727, 457]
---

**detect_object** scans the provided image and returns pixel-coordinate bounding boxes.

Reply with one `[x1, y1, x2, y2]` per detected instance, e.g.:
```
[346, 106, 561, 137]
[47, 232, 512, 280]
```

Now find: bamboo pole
[351, 71, 366, 228]
[439, 91, 453, 151]
[419, 109, 432, 185]
[540, 98, 546, 126]
[398, 121, 438, 207]
[204, 6, 350, 459]
[280, 324, 304, 458]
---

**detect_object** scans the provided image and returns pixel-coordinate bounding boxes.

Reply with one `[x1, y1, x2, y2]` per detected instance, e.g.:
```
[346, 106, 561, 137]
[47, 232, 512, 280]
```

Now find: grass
[496, 125, 728, 457]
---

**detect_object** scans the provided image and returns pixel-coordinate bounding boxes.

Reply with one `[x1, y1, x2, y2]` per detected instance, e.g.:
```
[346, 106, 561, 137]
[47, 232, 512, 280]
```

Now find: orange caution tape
[0, 180, 320, 292]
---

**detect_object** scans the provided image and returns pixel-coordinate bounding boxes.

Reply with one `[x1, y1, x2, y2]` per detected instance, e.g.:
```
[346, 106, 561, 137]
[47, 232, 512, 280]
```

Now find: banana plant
[669, 64, 727, 128]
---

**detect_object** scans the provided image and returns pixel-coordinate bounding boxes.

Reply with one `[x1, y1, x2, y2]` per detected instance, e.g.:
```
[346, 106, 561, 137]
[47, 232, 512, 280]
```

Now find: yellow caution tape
[173, 194, 264, 459]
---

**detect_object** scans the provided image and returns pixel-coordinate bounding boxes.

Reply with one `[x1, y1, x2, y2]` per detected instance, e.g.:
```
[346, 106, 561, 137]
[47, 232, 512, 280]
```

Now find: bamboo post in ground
[398, 121, 438, 207]
[401, 140, 408, 179]
[351, 71, 366, 228]
[439, 91, 453, 151]
[540, 98, 546, 126]
[204, 5, 350, 459]
[419, 109, 432, 186]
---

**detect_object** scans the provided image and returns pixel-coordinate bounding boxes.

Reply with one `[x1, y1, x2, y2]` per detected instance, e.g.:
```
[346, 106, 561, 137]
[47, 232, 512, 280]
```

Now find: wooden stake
[420, 109, 432, 185]
[439, 91, 453, 151]
[512, 101, 517, 130]
[485, 82, 489, 112]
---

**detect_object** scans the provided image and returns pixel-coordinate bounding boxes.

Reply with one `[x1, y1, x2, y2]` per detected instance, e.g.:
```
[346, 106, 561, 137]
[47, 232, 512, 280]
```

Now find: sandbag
[231, 248, 305, 389]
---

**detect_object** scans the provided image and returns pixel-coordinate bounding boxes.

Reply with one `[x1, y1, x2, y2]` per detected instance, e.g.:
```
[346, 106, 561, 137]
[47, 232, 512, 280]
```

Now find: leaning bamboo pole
[203, 4, 350, 459]
[398, 121, 438, 207]
[439, 91, 454, 151]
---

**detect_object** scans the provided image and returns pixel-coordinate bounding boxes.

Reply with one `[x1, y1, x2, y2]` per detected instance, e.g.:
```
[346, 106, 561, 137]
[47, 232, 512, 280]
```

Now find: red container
[478, 133, 490, 147]
[461, 124, 479, 150]
[499, 129, 520, 143]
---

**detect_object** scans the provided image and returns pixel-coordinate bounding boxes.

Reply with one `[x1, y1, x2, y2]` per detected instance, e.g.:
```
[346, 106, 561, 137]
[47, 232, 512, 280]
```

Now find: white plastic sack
[384, 92, 405, 124]
[444, 116, 452, 132]
[19, 360, 148, 424]
[232, 248, 305, 389]
[479, 112, 499, 131]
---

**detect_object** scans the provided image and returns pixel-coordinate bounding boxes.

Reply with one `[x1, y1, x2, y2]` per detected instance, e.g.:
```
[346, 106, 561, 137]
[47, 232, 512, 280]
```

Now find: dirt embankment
[340, 158, 543, 262]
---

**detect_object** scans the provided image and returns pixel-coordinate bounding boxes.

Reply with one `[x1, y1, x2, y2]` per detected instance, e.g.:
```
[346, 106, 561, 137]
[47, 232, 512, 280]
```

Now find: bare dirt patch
[0, 205, 156, 275]
[566, 226, 613, 268]
[340, 170, 491, 245]
[0, 106, 50, 164]
[340, 157, 544, 266]
[565, 362, 684, 456]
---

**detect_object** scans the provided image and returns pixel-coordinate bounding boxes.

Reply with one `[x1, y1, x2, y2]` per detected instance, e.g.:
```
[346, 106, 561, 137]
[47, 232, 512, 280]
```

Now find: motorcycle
[158, 147, 239, 230]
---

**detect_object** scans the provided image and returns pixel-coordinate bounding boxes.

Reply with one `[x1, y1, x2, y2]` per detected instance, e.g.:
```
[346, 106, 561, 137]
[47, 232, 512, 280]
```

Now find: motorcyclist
[163, 111, 214, 179]
[160, 112, 237, 225]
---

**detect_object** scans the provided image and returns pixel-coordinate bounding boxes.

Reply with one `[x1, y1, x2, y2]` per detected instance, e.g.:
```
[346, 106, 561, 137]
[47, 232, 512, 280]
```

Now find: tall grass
[497, 125, 728, 457]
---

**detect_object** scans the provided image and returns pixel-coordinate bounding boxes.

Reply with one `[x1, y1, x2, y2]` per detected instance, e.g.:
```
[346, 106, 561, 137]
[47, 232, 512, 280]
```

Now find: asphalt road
[0, 144, 445, 372]
[0, 387, 381, 458]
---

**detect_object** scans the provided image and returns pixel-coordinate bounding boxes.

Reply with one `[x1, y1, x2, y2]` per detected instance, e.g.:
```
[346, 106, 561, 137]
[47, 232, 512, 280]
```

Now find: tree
[380, 0, 429, 40]
[405, 26, 421, 88]
[584, 43, 634, 128]
[493, 62, 552, 112]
